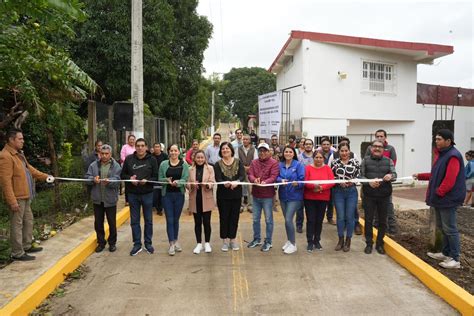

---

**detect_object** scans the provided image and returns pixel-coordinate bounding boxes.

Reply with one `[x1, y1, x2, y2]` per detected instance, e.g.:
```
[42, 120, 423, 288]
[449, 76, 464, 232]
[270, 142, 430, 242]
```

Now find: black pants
[364, 196, 389, 246]
[304, 200, 327, 244]
[193, 210, 212, 243]
[217, 198, 241, 239]
[153, 188, 163, 211]
[93, 203, 117, 246]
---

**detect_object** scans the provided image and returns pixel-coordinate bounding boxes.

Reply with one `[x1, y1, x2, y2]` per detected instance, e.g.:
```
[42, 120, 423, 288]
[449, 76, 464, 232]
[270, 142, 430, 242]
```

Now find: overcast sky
[197, 0, 473, 88]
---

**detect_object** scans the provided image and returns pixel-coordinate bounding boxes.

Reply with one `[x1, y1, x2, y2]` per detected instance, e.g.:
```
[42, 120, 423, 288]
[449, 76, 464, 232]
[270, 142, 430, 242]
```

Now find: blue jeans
[128, 192, 154, 247]
[435, 207, 460, 261]
[332, 186, 358, 238]
[280, 200, 302, 244]
[162, 191, 185, 242]
[252, 197, 274, 243]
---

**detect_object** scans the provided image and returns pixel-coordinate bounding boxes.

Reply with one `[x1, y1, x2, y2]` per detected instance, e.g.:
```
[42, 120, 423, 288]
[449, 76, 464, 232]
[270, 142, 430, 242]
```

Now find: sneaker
[193, 243, 203, 254]
[375, 245, 385, 255]
[427, 252, 450, 261]
[364, 245, 372, 254]
[439, 258, 461, 269]
[307, 243, 314, 253]
[174, 242, 182, 252]
[230, 241, 240, 251]
[95, 245, 105, 253]
[204, 242, 212, 253]
[168, 245, 176, 256]
[247, 239, 262, 248]
[296, 226, 303, 234]
[261, 242, 272, 252]
[284, 243, 297, 254]
[130, 245, 142, 256]
[314, 241, 323, 251]
[26, 246, 43, 253]
[282, 241, 291, 251]
[11, 253, 35, 261]
[221, 242, 229, 252]
[145, 244, 155, 254]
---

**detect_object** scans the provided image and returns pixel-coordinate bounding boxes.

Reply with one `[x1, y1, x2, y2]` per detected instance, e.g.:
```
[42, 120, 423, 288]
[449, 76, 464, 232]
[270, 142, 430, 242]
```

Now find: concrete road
[48, 208, 455, 315]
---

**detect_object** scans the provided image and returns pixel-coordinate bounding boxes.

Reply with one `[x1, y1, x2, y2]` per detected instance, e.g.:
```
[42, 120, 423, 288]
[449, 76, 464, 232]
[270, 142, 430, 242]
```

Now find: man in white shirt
[205, 133, 221, 166]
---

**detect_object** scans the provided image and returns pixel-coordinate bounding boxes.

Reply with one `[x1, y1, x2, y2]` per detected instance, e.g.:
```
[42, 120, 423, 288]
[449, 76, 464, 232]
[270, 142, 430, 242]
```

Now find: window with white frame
[361, 60, 396, 94]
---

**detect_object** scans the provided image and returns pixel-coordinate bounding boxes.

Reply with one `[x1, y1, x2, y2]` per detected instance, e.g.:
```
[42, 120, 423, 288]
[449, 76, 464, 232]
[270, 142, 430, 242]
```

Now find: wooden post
[428, 207, 443, 251]
[87, 100, 97, 153]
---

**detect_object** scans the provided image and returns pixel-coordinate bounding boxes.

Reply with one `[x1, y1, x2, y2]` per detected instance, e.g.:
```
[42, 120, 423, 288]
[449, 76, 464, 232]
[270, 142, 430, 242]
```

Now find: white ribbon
[53, 176, 414, 187]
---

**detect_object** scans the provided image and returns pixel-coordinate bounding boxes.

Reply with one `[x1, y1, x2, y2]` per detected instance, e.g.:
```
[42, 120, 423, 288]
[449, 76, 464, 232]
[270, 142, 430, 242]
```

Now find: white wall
[302, 41, 418, 121]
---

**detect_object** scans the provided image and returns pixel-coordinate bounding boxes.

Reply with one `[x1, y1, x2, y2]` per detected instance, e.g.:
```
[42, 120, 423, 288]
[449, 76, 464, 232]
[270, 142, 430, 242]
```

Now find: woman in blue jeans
[277, 146, 305, 254]
[330, 143, 360, 252]
[159, 144, 189, 256]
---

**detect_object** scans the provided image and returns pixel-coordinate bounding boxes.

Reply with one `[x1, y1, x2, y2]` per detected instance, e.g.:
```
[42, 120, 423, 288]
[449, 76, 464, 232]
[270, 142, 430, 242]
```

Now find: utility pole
[211, 90, 215, 136]
[131, 0, 144, 138]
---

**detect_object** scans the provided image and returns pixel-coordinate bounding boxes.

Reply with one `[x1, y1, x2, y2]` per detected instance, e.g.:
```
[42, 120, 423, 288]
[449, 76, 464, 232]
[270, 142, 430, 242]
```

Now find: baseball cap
[257, 143, 270, 150]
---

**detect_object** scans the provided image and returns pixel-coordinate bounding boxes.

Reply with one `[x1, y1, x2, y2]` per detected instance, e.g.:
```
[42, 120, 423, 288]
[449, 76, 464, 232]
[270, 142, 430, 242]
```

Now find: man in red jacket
[247, 143, 280, 252]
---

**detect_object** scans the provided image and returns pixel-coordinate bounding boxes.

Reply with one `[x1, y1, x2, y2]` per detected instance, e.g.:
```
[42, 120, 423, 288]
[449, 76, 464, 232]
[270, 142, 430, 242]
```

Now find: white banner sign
[258, 91, 282, 139]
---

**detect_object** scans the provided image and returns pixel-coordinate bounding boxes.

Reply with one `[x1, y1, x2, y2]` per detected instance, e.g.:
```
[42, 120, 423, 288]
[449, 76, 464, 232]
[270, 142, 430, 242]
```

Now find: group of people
[0, 127, 467, 270]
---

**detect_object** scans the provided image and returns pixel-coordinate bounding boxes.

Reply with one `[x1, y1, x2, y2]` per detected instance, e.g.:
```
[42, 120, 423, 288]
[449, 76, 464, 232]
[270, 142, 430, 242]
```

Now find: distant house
[269, 30, 474, 176]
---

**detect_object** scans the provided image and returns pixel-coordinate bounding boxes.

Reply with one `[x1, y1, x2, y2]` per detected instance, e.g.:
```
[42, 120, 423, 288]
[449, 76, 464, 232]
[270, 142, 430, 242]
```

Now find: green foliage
[70, 0, 212, 137]
[0, 0, 99, 112]
[223, 67, 276, 128]
[59, 143, 73, 177]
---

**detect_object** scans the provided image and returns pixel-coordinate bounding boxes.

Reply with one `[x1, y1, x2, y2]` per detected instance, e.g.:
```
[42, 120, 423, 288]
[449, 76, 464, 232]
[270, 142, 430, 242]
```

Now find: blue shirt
[276, 160, 305, 201]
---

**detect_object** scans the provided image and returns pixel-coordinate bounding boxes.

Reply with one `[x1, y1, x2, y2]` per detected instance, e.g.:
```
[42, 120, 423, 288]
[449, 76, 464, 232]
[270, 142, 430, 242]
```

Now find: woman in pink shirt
[120, 135, 136, 205]
[304, 150, 335, 252]
[120, 135, 136, 164]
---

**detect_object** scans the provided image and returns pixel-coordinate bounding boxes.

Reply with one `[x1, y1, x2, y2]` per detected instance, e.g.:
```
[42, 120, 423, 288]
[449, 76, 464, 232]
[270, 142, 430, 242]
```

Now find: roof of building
[269, 30, 454, 73]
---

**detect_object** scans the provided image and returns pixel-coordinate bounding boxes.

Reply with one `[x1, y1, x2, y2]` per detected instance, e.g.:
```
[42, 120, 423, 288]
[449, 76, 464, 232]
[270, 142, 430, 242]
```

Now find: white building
[269, 30, 474, 177]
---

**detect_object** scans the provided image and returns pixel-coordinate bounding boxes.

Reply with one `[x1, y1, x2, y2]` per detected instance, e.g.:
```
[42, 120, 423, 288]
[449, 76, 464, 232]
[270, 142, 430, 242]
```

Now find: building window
[362, 61, 396, 94]
[314, 136, 344, 148]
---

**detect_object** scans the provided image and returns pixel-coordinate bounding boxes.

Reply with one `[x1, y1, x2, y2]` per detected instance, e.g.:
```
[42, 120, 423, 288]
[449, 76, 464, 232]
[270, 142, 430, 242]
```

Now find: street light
[211, 91, 223, 136]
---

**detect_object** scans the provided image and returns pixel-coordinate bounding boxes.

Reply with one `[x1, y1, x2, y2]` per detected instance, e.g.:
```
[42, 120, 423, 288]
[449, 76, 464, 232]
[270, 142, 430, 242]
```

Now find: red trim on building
[269, 30, 454, 72]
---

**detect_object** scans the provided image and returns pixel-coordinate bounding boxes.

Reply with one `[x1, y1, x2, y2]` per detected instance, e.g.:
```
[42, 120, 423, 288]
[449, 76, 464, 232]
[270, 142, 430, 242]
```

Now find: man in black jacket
[152, 143, 168, 215]
[361, 140, 397, 255]
[121, 138, 159, 256]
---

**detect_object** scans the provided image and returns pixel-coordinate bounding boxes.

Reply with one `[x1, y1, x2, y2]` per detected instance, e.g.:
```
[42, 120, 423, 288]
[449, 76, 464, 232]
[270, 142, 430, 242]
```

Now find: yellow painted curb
[0, 207, 130, 316]
[359, 218, 474, 315]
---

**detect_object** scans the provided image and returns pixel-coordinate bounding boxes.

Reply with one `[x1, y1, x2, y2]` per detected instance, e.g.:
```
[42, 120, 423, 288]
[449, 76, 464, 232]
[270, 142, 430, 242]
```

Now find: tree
[0, 0, 99, 134]
[223, 67, 276, 129]
[70, 0, 212, 139]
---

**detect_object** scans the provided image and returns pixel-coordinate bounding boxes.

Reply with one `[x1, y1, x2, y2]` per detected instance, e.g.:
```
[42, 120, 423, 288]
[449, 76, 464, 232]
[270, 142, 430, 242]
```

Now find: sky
[197, 0, 473, 88]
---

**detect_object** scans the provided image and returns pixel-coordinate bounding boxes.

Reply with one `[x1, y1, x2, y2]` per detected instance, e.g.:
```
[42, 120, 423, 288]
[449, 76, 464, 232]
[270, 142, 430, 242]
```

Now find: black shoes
[109, 245, 117, 252]
[145, 244, 155, 254]
[95, 245, 105, 253]
[26, 246, 43, 253]
[364, 245, 373, 254]
[12, 253, 36, 261]
[376, 245, 386, 255]
[296, 226, 303, 234]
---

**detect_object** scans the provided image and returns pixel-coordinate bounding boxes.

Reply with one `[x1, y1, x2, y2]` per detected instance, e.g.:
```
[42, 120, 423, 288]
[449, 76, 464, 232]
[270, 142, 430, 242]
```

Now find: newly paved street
[47, 206, 455, 315]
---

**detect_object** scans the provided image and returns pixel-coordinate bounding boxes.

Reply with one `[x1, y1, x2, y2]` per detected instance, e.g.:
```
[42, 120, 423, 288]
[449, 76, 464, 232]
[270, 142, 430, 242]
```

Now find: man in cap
[413, 129, 465, 269]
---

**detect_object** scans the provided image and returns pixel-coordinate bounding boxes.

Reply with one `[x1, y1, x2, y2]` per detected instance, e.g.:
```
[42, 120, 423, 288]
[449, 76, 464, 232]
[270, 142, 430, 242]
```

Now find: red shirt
[417, 149, 460, 197]
[304, 164, 335, 201]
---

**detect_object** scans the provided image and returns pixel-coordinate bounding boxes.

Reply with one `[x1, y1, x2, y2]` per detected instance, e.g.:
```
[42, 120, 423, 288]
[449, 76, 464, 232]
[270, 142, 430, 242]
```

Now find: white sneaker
[439, 258, 461, 269]
[221, 242, 229, 252]
[174, 242, 182, 252]
[193, 243, 203, 254]
[168, 245, 176, 256]
[230, 241, 240, 251]
[282, 241, 291, 251]
[284, 243, 297, 254]
[427, 252, 450, 261]
[204, 242, 212, 253]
